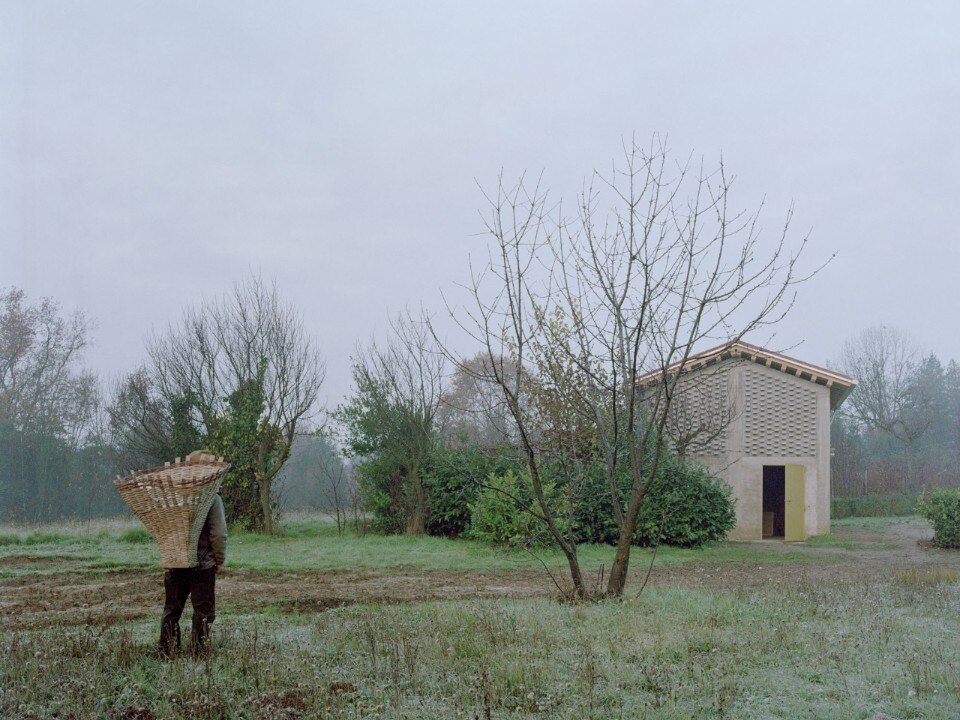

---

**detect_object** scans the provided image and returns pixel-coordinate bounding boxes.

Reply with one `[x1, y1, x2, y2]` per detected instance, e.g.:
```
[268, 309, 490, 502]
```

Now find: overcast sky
[2, 1, 958, 406]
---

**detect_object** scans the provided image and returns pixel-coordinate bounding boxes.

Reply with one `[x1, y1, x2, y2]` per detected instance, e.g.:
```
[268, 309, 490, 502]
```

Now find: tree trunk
[405, 462, 426, 536]
[522, 449, 586, 597]
[258, 477, 273, 535]
[561, 545, 587, 598]
[606, 513, 637, 596]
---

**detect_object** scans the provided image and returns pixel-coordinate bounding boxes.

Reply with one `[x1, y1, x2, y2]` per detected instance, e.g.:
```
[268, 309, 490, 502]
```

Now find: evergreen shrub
[633, 459, 737, 547]
[466, 470, 563, 546]
[916, 487, 960, 548]
[423, 446, 524, 537]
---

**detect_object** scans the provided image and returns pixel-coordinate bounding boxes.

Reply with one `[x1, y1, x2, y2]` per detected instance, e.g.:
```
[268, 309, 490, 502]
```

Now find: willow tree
[449, 137, 821, 596]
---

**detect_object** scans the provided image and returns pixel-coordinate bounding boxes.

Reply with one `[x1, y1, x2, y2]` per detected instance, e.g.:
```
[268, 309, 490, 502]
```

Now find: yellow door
[785, 464, 805, 541]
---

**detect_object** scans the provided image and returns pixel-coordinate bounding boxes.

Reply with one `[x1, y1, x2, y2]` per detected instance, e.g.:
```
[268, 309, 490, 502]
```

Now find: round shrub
[917, 487, 960, 549]
[424, 446, 525, 538]
[568, 463, 621, 545]
[633, 459, 736, 547]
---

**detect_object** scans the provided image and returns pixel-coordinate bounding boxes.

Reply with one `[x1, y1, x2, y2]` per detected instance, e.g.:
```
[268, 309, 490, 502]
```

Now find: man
[158, 481, 227, 658]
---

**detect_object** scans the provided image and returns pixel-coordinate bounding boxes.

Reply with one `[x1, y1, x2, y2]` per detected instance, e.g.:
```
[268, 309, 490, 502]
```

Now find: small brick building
[659, 340, 856, 541]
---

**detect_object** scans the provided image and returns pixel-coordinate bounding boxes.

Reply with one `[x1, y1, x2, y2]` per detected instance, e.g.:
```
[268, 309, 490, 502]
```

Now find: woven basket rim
[113, 457, 231, 490]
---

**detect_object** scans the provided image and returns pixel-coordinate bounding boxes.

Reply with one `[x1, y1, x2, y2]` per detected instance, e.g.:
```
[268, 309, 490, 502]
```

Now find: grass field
[2, 515, 959, 719]
[0, 514, 827, 577]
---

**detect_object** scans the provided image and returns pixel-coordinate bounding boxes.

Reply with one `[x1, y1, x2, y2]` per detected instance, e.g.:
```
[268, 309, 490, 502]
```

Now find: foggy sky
[2, 1, 959, 409]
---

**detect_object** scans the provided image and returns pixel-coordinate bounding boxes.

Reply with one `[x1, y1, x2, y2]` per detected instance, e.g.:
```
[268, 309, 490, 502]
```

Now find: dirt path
[1, 565, 556, 631]
[3, 520, 956, 631]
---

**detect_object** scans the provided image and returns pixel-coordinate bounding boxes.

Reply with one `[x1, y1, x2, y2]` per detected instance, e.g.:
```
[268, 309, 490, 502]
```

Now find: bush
[466, 470, 563, 546]
[633, 459, 736, 547]
[568, 457, 736, 547]
[351, 452, 407, 534]
[916, 487, 960, 549]
[424, 446, 524, 537]
[465, 456, 735, 548]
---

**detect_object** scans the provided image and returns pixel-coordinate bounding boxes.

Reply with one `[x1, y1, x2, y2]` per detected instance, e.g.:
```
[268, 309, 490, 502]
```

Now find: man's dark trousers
[159, 567, 216, 656]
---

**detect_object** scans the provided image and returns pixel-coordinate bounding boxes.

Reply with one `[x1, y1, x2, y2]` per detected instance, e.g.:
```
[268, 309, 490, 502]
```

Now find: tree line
[833, 325, 960, 500]
[0, 279, 335, 530]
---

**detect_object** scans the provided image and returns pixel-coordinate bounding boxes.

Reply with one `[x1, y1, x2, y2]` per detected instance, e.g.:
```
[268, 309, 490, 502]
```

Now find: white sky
[2, 1, 959, 406]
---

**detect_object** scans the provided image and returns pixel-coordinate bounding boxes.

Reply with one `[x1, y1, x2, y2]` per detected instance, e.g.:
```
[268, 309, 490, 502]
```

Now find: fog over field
[2, 2, 959, 404]
[4, 10, 960, 718]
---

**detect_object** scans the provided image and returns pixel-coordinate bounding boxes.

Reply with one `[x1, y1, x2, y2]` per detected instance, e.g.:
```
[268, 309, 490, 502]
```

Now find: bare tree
[437, 352, 520, 449]
[0, 287, 96, 439]
[316, 456, 355, 537]
[107, 368, 183, 469]
[840, 326, 929, 444]
[337, 312, 446, 535]
[0, 288, 117, 521]
[445, 137, 818, 596]
[119, 276, 326, 534]
[839, 325, 931, 491]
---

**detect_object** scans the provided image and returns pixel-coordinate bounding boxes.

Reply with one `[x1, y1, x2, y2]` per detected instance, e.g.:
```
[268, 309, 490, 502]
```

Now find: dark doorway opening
[762, 465, 785, 538]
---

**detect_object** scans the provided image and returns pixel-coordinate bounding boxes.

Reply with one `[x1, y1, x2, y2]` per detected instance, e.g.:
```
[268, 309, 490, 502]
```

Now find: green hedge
[466, 457, 736, 548]
[916, 488, 960, 549]
[633, 459, 736, 547]
[424, 446, 524, 538]
[465, 469, 562, 546]
[831, 493, 918, 519]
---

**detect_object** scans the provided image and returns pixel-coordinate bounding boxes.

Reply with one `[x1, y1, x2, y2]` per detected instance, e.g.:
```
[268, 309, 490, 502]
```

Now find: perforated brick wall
[669, 366, 731, 456]
[743, 368, 817, 456]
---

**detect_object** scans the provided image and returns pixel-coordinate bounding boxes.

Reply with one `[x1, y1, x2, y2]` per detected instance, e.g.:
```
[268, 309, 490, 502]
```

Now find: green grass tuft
[118, 527, 152, 544]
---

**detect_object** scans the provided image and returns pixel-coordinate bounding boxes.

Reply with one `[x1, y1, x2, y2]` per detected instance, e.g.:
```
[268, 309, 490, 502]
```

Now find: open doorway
[762, 465, 785, 538]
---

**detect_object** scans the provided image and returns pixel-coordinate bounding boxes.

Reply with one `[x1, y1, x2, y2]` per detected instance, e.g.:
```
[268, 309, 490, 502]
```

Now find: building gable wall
[680, 359, 832, 539]
[743, 367, 818, 457]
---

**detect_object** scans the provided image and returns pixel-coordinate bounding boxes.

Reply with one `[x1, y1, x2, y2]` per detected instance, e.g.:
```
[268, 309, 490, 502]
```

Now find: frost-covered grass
[3, 515, 959, 718]
[5, 575, 960, 719]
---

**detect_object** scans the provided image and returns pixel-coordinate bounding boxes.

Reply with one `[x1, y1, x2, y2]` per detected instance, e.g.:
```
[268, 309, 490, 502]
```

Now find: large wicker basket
[114, 452, 231, 568]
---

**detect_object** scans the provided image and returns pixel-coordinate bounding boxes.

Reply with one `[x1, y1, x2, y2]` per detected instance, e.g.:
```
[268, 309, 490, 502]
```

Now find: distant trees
[0, 288, 95, 437]
[840, 326, 930, 447]
[834, 325, 960, 496]
[109, 276, 325, 533]
[436, 352, 518, 449]
[0, 288, 121, 521]
[274, 432, 351, 515]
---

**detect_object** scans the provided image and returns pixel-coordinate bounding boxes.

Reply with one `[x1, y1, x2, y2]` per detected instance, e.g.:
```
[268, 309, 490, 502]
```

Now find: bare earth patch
[2, 520, 956, 631]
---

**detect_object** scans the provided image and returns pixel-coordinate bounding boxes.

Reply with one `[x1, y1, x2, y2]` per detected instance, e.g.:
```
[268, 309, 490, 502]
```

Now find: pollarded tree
[337, 312, 445, 536]
[447, 137, 818, 596]
[111, 276, 324, 533]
